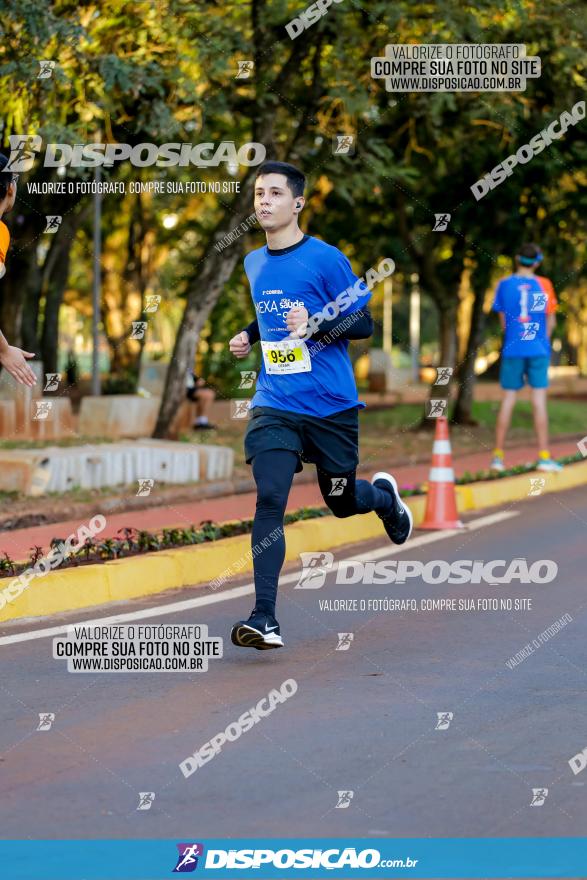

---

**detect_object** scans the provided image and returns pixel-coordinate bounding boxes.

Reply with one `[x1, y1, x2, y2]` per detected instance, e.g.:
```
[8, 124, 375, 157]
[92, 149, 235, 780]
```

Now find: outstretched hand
[0, 345, 36, 386]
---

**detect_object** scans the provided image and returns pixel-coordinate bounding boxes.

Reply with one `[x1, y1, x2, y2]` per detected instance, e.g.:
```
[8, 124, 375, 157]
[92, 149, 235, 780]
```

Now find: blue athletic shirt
[492, 274, 555, 358]
[244, 235, 372, 417]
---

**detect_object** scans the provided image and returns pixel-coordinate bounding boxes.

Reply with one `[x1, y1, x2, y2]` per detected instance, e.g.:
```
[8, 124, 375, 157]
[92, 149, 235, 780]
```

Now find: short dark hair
[516, 242, 543, 266]
[255, 161, 305, 198]
[0, 153, 16, 201]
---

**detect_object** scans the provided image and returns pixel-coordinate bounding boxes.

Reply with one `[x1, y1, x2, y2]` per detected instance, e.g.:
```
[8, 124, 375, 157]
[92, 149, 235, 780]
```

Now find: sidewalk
[1, 438, 578, 561]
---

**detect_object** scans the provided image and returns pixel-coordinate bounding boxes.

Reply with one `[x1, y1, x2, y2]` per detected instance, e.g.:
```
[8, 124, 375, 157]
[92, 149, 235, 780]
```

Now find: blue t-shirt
[492, 274, 552, 358]
[244, 236, 372, 417]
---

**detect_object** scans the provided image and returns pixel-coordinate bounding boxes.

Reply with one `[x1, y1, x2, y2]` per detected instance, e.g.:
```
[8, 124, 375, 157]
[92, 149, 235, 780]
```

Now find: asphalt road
[1, 486, 586, 844]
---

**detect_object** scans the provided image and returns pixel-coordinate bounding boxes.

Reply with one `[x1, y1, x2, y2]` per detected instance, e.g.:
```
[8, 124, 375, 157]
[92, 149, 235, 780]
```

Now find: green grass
[0, 491, 19, 502]
[0, 435, 113, 450]
[356, 397, 585, 466]
[360, 399, 586, 436]
[470, 399, 587, 435]
[360, 404, 426, 430]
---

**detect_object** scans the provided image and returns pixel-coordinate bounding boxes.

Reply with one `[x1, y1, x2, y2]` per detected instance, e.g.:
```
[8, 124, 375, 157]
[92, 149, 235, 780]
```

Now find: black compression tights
[251, 449, 392, 616]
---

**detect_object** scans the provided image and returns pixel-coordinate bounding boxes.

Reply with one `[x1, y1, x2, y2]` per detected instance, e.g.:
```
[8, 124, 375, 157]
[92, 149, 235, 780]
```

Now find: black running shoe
[371, 471, 413, 545]
[231, 608, 284, 650]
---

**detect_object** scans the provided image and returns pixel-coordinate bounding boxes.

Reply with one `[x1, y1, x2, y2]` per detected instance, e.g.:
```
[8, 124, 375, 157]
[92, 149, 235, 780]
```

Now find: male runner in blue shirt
[490, 243, 561, 473]
[227, 161, 412, 650]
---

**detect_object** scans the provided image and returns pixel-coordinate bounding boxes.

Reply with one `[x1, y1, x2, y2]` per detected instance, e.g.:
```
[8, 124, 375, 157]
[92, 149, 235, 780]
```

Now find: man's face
[254, 173, 303, 231]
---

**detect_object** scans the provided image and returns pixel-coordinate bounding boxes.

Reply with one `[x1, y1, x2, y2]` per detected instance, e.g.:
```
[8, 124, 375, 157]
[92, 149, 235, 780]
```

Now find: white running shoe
[536, 459, 563, 473]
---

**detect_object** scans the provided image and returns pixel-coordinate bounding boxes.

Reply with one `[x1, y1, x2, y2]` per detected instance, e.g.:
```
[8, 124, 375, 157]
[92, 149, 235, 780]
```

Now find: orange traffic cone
[420, 416, 464, 530]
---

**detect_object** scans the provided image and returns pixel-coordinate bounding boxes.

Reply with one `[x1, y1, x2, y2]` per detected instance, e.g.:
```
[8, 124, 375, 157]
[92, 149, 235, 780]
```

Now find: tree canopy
[0, 0, 585, 431]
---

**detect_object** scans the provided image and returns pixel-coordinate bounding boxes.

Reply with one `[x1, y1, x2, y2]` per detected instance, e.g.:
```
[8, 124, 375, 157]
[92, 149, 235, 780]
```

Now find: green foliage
[1, 0, 586, 416]
[102, 372, 138, 394]
[0, 506, 333, 577]
[456, 452, 583, 484]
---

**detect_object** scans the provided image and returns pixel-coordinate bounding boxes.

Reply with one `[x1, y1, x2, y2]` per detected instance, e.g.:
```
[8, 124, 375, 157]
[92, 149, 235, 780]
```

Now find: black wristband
[241, 319, 260, 345]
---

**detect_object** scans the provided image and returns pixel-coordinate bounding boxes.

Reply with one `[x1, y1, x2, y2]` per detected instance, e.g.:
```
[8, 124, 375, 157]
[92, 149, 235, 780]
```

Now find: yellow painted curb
[455, 459, 587, 511]
[1, 462, 585, 624]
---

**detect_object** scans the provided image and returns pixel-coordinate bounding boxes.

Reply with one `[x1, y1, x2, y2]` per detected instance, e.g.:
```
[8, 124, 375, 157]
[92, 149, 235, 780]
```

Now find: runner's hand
[229, 331, 251, 358]
[0, 345, 36, 386]
[286, 306, 309, 338]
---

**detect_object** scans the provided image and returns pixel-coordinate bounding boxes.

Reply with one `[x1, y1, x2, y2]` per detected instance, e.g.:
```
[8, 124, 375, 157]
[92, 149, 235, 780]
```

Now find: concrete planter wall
[0, 440, 234, 495]
[78, 395, 161, 439]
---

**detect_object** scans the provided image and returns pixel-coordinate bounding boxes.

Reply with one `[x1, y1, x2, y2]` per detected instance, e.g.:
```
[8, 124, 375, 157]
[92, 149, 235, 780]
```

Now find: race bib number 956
[261, 339, 312, 374]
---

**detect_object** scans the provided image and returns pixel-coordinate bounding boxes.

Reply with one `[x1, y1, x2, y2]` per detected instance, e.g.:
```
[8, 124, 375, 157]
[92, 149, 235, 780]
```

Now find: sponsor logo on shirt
[255, 298, 304, 315]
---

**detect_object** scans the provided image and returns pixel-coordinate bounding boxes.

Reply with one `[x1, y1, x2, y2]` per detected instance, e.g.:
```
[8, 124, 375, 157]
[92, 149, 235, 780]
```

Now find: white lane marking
[0, 587, 255, 647]
[0, 510, 519, 647]
[350, 510, 519, 563]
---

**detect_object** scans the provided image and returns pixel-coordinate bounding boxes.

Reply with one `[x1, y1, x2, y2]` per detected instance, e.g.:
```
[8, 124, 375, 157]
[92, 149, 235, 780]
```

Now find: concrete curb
[455, 459, 587, 510]
[1, 461, 586, 624]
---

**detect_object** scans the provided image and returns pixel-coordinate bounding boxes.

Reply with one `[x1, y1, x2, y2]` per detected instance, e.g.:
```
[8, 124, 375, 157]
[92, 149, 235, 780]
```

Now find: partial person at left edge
[0, 153, 37, 387]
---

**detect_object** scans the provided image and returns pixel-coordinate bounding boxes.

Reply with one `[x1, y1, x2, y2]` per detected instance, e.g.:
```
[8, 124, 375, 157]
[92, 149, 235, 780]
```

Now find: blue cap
[518, 251, 543, 266]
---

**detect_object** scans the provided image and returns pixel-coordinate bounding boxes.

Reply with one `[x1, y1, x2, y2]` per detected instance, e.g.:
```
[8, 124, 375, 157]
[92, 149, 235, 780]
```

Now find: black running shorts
[244, 405, 359, 474]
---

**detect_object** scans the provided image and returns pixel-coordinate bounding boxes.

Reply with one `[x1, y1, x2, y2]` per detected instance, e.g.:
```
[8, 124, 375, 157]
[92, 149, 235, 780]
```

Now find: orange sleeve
[536, 276, 557, 314]
[0, 222, 9, 266]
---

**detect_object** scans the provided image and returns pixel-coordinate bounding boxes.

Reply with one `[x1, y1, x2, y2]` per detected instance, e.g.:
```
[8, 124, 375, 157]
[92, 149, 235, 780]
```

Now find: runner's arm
[310, 306, 373, 342]
[245, 308, 373, 344]
[241, 319, 260, 344]
[492, 280, 505, 332]
[544, 278, 557, 337]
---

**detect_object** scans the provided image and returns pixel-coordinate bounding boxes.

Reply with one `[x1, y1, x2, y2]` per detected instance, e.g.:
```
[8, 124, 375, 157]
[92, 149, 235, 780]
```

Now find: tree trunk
[153, 175, 255, 437]
[40, 247, 73, 375]
[13, 257, 43, 354]
[452, 293, 486, 425]
[438, 305, 457, 370]
[40, 208, 87, 375]
[453, 255, 493, 425]
[20, 262, 43, 354]
[121, 193, 153, 388]
[417, 301, 457, 427]
[101, 193, 152, 381]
